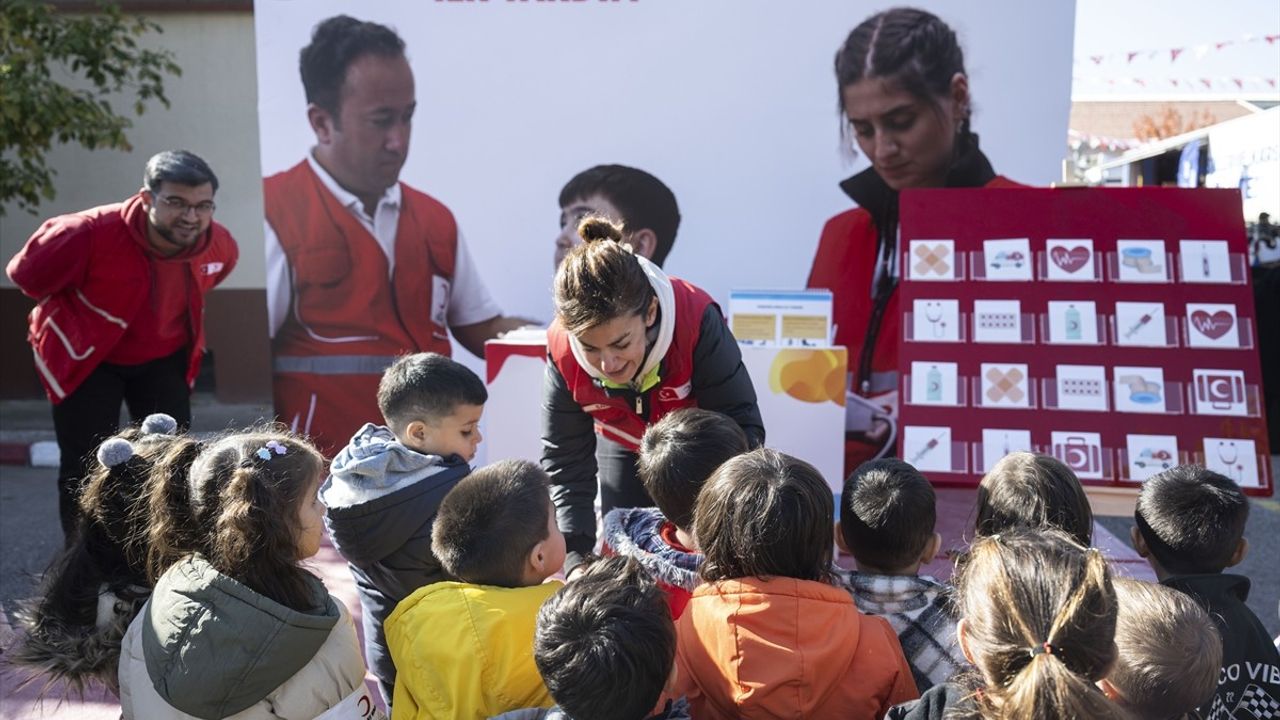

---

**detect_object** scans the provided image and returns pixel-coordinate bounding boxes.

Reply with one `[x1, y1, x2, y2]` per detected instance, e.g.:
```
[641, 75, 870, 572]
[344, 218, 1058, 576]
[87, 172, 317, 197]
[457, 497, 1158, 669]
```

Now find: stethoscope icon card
[1203, 438, 1260, 487]
[911, 299, 960, 342]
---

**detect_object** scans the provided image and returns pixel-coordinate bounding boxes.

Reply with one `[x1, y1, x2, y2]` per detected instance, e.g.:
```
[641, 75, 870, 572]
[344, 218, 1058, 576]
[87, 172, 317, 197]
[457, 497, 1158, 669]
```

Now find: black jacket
[1164, 573, 1280, 718]
[541, 302, 764, 564]
[886, 682, 973, 720]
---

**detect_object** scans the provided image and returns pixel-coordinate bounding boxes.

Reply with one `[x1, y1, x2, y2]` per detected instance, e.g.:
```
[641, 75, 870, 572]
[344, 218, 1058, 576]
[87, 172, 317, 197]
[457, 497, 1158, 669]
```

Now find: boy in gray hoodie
[321, 352, 487, 704]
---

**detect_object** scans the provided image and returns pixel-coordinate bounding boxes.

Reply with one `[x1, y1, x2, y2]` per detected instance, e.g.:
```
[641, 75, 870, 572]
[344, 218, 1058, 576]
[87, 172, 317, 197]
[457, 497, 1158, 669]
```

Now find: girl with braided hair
[117, 430, 375, 719]
[888, 529, 1127, 719]
[808, 7, 1025, 472]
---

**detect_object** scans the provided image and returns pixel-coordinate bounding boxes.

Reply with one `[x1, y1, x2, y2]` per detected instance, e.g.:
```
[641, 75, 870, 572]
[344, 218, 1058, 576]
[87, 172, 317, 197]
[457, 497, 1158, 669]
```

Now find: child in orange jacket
[672, 448, 918, 719]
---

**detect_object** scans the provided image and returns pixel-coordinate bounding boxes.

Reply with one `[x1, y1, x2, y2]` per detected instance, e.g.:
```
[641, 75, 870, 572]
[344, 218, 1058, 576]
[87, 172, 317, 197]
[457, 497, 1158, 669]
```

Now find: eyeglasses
[156, 194, 216, 216]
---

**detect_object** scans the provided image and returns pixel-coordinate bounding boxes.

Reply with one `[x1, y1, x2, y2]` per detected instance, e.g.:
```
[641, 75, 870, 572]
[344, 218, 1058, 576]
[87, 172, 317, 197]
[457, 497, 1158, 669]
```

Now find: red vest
[263, 160, 457, 454]
[547, 278, 712, 451]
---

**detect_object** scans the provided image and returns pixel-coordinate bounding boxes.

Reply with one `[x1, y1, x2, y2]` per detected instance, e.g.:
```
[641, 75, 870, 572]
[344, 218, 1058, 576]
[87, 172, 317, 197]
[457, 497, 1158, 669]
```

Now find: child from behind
[1101, 577, 1222, 719]
[837, 458, 965, 692]
[975, 451, 1093, 546]
[601, 408, 747, 618]
[495, 555, 691, 720]
[322, 352, 486, 703]
[673, 448, 917, 719]
[1133, 465, 1280, 716]
[118, 431, 371, 718]
[889, 530, 1126, 720]
[387, 459, 566, 720]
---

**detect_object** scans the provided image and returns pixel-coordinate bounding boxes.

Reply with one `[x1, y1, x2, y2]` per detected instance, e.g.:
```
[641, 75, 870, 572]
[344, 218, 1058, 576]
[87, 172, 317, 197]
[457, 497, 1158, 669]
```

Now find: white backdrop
[254, 0, 1075, 325]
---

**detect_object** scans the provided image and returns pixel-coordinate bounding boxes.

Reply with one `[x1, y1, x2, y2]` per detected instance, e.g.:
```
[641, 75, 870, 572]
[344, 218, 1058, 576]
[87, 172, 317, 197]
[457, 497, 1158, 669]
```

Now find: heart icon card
[982, 238, 1033, 281]
[1179, 240, 1231, 284]
[910, 361, 959, 406]
[1185, 303, 1239, 348]
[908, 240, 957, 281]
[1125, 434, 1179, 481]
[980, 363, 1031, 408]
[981, 428, 1033, 472]
[1046, 300, 1098, 344]
[912, 299, 960, 342]
[1115, 240, 1167, 282]
[1203, 437, 1260, 488]
[1112, 366, 1166, 413]
[1045, 239, 1095, 281]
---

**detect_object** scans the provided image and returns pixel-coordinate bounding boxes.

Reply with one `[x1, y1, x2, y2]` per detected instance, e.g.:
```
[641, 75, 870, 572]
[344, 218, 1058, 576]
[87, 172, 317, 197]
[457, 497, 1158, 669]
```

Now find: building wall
[0, 11, 270, 401]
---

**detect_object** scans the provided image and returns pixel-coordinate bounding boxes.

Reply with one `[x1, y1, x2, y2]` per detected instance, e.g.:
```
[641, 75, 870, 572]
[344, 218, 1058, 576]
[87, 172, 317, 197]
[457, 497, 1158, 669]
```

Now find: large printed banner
[896, 187, 1272, 495]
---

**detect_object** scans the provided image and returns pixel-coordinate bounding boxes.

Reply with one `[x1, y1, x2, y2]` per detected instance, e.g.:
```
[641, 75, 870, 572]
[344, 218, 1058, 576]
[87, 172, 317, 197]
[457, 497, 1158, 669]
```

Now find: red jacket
[263, 160, 457, 454]
[6, 194, 237, 403]
[546, 277, 712, 450]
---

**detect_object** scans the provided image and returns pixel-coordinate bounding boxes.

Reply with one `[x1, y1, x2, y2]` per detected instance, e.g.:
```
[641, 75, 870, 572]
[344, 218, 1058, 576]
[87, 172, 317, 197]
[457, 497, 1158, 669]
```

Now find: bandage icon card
[908, 240, 956, 281]
[1115, 239, 1167, 283]
[980, 363, 1031, 408]
[1112, 366, 1166, 413]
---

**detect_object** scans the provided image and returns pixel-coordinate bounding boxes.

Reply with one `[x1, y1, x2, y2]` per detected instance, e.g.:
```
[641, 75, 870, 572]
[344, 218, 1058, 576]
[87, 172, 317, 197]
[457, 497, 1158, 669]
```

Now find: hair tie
[97, 438, 135, 468]
[140, 413, 178, 436]
[254, 440, 288, 462]
[1028, 642, 1055, 658]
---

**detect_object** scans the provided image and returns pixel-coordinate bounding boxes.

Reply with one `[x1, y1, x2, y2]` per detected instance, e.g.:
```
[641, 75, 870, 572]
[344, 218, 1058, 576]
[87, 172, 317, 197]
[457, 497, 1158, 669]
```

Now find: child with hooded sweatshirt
[118, 430, 372, 718]
[672, 448, 917, 719]
[321, 352, 486, 704]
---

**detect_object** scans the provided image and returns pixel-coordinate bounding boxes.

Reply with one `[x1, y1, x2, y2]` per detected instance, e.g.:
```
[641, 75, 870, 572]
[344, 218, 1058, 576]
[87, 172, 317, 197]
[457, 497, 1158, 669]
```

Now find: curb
[0, 442, 29, 466]
[0, 441, 58, 468]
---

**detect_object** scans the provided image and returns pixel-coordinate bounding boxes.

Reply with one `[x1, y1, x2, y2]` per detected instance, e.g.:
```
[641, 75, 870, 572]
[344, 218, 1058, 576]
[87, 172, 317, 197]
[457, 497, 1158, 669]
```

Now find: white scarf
[568, 254, 676, 388]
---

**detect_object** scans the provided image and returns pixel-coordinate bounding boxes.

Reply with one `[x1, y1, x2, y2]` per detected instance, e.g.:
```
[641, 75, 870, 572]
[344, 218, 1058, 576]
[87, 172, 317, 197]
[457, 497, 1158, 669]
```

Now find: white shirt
[264, 152, 501, 338]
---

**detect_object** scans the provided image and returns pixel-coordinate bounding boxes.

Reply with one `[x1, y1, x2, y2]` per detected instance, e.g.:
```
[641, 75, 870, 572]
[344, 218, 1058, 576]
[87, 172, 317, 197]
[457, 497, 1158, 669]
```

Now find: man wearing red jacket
[7, 150, 238, 540]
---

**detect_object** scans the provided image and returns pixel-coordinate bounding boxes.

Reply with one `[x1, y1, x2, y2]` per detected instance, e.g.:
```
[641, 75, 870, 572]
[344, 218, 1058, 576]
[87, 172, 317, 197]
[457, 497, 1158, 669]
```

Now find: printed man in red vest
[264, 16, 529, 455]
[7, 150, 238, 540]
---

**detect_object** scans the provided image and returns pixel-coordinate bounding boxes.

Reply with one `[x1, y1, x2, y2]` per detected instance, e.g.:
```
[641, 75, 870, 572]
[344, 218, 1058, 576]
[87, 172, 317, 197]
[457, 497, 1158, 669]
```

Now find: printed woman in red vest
[807, 8, 1023, 474]
[543, 217, 765, 571]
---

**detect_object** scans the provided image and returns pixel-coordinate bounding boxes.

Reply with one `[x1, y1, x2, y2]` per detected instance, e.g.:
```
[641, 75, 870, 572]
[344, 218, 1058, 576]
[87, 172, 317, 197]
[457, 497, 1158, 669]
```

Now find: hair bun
[97, 438, 136, 468]
[577, 216, 624, 244]
[141, 413, 178, 436]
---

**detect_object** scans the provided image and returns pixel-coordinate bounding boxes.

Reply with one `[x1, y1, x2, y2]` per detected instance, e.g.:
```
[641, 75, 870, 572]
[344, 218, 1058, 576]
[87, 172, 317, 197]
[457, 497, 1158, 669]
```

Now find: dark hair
[638, 408, 748, 530]
[559, 165, 681, 267]
[10, 417, 188, 694]
[148, 430, 326, 612]
[1134, 465, 1249, 575]
[955, 530, 1124, 720]
[144, 150, 218, 193]
[534, 556, 675, 720]
[300, 14, 405, 116]
[841, 458, 936, 571]
[834, 7, 970, 140]
[976, 452, 1093, 546]
[1110, 578, 1222, 720]
[377, 352, 488, 434]
[432, 460, 553, 587]
[553, 216, 656, 335]
[695, 448, 835, 584]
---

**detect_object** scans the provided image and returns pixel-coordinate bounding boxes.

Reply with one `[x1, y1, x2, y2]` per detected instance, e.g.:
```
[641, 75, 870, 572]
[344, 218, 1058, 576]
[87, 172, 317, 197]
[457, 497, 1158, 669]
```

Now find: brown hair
[954, 530, 1123, 720]
[976, 452, 1093, 546]
[553, 215, 654, 335]
[147, 429, 325, 612]
[638, 408, 748, 530]
[695, 448, 835, 584]
[1109, 578, 1221, 719]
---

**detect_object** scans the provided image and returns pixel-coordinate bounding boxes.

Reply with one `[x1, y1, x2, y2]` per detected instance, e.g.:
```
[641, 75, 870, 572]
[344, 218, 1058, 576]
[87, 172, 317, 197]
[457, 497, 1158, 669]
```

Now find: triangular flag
[1233, 78, 1244, 89]
[1134, 78, 1147, 87]
[1201, 78, 1213, 89]
[1127, 51, 1140, 63]
[1268, 79, 1278, 89]
[1215, 41, 1233, 50]
[1091, 54, 1105, 64]
[1267, 34, 1279, 44]
[1171, 48, 1184, 61]
[1170, 79, 1180, 87]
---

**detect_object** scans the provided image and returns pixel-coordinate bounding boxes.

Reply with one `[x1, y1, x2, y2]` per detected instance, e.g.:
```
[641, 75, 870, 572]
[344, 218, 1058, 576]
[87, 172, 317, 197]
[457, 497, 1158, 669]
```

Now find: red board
[896, 187, 1271, 495]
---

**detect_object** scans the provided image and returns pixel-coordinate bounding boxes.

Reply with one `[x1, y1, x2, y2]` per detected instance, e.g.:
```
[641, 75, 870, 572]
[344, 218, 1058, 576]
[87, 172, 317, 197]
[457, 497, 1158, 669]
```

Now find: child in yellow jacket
[386, 460, 566, 720]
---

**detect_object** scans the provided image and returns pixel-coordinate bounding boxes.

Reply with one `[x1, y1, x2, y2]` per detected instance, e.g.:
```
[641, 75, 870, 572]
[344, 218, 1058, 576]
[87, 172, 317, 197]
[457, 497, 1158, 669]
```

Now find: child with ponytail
[888, 529, 1125, 720]
[8, 414, 186, 696]
[118, 430, 375, 719]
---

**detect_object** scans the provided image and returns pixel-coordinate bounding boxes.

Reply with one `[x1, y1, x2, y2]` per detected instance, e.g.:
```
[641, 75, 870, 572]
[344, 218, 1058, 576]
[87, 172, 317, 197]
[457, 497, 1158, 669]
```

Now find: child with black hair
[836, 458, 965, 691]
[889, 530, 1126, 720]
[601, 408, 747, 618]
[9, 414, 184, 696]
[975, 451, 1093, 546]
[494, 555, 691, 720]
[387, 459, 565, 720]
[321, 351, 486, 704]
[673, 448, 917, 719]
[1101, 577, 1222, 720]
[1133, 465, 1280, 717]
[118, 430, 372, 718]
